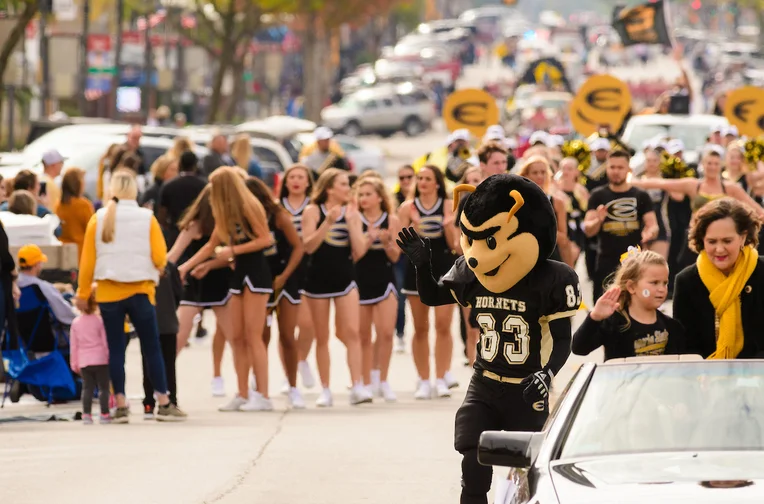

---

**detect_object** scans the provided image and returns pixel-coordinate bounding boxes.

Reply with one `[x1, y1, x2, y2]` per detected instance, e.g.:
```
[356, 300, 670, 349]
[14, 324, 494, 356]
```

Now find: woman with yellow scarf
[673, 198, 764, 359]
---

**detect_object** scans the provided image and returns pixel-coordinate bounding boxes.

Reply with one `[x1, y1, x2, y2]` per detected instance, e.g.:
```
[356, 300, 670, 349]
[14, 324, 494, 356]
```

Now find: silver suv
[320, 83, 436, 137]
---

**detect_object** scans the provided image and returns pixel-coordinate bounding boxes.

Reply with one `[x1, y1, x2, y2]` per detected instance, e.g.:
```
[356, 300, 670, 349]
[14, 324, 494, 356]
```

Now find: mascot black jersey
[445, 256, 579, 379]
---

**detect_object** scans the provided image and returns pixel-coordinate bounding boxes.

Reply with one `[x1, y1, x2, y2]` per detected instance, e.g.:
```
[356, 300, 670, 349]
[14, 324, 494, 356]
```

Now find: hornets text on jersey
[444, 256, 581, 379]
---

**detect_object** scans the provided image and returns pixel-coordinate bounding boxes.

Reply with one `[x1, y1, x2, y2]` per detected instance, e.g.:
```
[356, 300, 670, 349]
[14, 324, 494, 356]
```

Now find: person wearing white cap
[528, 130, 549, 147]
[482, 125, 505, 144]
[708, 124, 723, 146]
[299, 127, 350, 174]
[583, 137, 611, 191]
[412, 129, 472, 185]
[41, 149, 64, 211]
[721, 125, 739, 148]
[665, 139, 685, 157]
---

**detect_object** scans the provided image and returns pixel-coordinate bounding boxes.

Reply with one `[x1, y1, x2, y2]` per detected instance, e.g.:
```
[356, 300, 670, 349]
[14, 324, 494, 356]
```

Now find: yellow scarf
[697, 246, 759, 359]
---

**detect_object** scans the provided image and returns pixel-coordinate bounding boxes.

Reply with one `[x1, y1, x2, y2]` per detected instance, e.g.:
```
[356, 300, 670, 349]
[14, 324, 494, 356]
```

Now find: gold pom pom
[660, 151, 695, 179]
[744, 137, 764, 167]
[561, 140, 592, 175]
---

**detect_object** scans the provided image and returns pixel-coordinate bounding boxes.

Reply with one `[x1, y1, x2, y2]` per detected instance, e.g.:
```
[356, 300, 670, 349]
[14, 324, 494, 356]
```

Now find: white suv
[320, 83, 436, 137]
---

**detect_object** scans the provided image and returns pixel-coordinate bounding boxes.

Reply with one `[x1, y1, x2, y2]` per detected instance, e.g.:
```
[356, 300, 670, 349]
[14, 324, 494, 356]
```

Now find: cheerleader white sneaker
[370, 369, 381, 396]
[350, 384, 373, 405]
[435, 379, 452, 398]
[211, 377, 226, 397]
[379, 381, 397, 402]
[279, 379, 290, 395]
[444, 370, 459, 389]
[240, 392, 274, 412]
[288, 388, 306, 409]
[316, 388, 333, 407]
[219, 395, 247, 412]
[395, 336, 406, 354]
[299, 361, 316, 389]
[414, 380, 432, 400]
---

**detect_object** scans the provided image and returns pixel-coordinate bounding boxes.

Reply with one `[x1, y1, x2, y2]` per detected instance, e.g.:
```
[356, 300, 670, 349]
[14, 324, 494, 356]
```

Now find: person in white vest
[75, 169, 187, 423]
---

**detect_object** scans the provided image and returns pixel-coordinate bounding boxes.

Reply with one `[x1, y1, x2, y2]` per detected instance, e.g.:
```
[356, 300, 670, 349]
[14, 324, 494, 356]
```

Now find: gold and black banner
[612, 0, 673, 47]
[518, 57, 572, 92]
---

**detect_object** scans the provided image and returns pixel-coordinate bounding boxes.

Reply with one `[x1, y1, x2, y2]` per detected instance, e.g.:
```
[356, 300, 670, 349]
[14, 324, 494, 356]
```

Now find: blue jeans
[394, 258, 407, 337]
[99, 294, 168, 396]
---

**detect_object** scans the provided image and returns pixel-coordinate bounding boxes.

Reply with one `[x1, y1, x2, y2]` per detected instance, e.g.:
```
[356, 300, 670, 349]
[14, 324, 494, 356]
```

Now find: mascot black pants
[454, 372, 547, 504]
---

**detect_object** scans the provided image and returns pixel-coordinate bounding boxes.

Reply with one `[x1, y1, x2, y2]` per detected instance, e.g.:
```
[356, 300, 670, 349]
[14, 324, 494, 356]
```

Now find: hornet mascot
[397, 174, 581, 504]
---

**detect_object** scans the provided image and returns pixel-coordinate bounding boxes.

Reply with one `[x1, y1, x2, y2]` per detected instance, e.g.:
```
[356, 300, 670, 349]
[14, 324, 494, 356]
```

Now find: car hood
[550, 452, 764, 504]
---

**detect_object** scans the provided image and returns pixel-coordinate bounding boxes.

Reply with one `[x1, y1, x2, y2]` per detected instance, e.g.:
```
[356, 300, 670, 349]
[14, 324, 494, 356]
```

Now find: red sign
[87, 34, 111, 52]
[122, 31, 142, 45]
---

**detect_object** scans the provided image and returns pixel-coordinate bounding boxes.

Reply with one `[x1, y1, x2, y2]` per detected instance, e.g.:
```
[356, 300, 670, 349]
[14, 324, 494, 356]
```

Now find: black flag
[612, 0, 673, 47]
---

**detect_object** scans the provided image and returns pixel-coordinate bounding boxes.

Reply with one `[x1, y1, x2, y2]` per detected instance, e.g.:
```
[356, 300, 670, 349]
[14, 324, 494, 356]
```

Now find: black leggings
[142, 333, 177, 407]
[80, 365, 110, 415]
[125, 333, 178, 407]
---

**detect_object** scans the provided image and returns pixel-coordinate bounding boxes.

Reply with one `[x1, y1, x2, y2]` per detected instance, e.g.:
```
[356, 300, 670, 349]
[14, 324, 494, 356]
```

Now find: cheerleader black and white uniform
[265, 213, 303, 307]
[356, 212, 397, 305]
[284, 196, 311, 301]
[303, 205, 356, 298]
[229, 224, 273, 296]
[180, 236, 232, 307]
[644, 186, 669, 244]
[401, 198, 455, 295]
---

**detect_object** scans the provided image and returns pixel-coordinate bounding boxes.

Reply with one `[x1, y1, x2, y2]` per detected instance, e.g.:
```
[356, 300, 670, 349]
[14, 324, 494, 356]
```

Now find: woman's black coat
[673, 258, 764, 358]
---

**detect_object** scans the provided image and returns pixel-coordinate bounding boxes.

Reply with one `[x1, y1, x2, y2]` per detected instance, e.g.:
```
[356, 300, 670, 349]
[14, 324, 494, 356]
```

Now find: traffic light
[691, 0, 701, 10]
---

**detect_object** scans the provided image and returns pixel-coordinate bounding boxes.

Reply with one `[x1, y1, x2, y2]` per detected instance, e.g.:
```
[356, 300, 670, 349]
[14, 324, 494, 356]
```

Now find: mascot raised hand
[397, 174, 581, 504]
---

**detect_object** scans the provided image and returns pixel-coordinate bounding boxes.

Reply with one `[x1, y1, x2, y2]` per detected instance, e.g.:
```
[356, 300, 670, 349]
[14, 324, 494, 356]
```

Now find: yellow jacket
[299, 140, 345, 160]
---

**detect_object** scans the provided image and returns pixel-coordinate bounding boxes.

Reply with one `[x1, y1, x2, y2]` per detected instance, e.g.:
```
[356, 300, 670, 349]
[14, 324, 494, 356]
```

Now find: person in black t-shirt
[572, 248, 685, 360]
[583, 150, 659, 302]
[157, 151, 207, 248]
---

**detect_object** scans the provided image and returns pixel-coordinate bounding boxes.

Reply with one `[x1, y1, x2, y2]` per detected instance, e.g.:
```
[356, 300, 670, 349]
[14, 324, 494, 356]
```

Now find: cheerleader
[280, 164, 317, 390]
[518, 156, 570, 264]
[354, 176, 400, 402]
[169, 186, 233, 397]
[179, 167, 274, 412]
[398, 165, 459, 399]
[556, 157, 589, 265]
[393, 164, 416, 353]
[302, 168, 371, 406]
[638, 149, 669, 259]
[245, 177, 306, 409]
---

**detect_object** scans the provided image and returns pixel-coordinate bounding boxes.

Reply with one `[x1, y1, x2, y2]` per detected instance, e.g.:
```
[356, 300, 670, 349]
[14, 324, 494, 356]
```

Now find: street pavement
[0, 56, 681, 503]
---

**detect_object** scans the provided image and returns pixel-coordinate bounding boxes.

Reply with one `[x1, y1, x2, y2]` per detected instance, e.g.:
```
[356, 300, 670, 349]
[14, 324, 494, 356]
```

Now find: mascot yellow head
[454, 174, 557, 293]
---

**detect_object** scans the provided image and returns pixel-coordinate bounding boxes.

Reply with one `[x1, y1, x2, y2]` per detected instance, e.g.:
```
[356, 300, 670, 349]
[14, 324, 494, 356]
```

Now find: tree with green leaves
[0, 0, 38, 137]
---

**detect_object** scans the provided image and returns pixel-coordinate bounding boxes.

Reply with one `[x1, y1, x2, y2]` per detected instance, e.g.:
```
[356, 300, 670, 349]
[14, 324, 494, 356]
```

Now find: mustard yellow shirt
[76, 213, 167, 305]
[42, 173, 61, 212]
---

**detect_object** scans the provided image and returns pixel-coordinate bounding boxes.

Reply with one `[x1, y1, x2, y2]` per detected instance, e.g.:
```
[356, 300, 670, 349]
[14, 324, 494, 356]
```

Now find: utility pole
[112, 0, 124, 118]
[39, 0, 51, 116]
[78, 0, 90, 114]
[142, 14, 153, 117]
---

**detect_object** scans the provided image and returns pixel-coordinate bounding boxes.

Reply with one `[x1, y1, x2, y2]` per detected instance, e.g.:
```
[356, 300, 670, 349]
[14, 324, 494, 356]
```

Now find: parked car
[621, 114, 729, 173]
[479, 355, 764, 504]
[6, 131, 209, 200]
[321, 82, 436, 137]
[236, 116, 317, 160]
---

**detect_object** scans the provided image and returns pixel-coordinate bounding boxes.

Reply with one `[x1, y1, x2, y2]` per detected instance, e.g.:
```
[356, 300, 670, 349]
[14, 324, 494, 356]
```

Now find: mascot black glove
[520, 369, 553, 404]
[396, 227, 431, 267]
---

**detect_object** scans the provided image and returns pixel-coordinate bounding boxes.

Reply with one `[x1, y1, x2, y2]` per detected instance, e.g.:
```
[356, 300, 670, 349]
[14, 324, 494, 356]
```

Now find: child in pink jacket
[70, 293, 111, 424]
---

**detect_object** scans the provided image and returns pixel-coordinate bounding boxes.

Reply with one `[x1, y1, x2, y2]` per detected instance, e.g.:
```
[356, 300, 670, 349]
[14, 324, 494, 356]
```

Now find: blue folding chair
[2, 285, 77, 407]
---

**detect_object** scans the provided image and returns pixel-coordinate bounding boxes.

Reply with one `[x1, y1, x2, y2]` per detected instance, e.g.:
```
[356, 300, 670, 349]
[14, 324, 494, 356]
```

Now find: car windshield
[560, 362, 764, 458]
[337, 97, 363, 109]
[624, 123, 713, 152]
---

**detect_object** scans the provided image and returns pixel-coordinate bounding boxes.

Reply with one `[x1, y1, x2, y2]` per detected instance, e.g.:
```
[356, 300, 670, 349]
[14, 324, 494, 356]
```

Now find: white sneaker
[316, 388, 333, 407]
[299, 361, 316, 389]
[435, 379, 452, 398]
[379, 381, 397, 402]
[395, 337, 406, 354]
[211, 377, 225, 397]
[365, 384, 374, 397]
[350, 384, 373, 405]
[219, 395, 247, 412]
[370, 369, 381, 396]
[444, 370, 459, 389]
[279, 379, 290, 395]
[288, 387, 306, 409]
[250, 375, 257, 391]
[414, 380, 432, 400]
[240, 392, 274, 412]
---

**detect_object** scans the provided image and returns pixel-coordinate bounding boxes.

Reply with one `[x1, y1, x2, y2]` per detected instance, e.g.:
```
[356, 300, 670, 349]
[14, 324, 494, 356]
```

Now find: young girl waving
[572, 247, 685, 360]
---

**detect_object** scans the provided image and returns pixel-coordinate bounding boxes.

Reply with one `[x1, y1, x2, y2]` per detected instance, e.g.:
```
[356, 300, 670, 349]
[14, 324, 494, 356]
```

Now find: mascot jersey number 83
[398, 174, 581, 379]
[397, 174, 581, 504]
